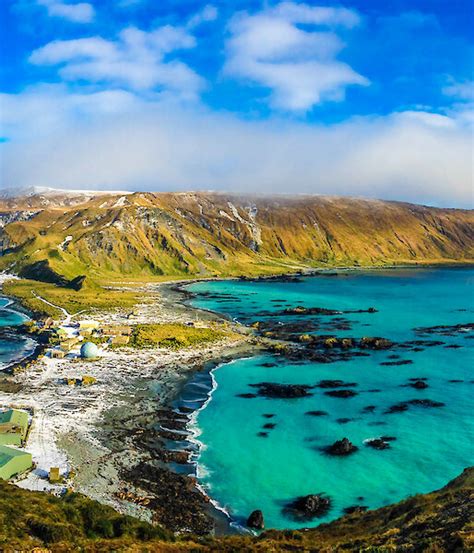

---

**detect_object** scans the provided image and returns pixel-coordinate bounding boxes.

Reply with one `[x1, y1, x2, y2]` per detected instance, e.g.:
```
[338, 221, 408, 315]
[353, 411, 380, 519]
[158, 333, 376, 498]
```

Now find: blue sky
[1, 0, 473, 206]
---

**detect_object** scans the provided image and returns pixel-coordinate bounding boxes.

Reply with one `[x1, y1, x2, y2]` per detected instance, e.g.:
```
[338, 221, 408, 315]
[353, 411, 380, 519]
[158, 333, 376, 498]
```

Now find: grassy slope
[0, 192, 472, 316]
[0, 467, 472, 551]
[1, 193, 472, 282]
[2, 278, 142, 318]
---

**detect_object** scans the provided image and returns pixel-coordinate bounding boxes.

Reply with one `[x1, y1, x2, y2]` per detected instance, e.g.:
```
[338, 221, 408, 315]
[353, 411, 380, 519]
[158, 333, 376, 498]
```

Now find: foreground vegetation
[0, 479, 172, 549]
[0, 468, 472, 551]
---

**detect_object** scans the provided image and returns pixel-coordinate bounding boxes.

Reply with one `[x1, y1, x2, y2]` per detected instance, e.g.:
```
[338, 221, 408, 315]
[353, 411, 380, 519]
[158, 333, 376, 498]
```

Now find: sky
[0, 0, 473, 207]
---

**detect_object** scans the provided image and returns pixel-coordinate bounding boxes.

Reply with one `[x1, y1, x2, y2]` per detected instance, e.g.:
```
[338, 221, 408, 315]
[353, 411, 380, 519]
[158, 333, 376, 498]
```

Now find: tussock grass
[129, 323, 229, 349]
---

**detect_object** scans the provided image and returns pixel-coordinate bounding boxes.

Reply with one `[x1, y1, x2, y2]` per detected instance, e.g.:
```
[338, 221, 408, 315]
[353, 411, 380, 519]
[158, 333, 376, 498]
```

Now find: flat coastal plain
[0, 282, 254, 534]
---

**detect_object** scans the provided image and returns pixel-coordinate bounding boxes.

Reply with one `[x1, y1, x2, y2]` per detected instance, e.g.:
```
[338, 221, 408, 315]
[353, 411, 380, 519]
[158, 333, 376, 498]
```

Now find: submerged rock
[344, 505, 368, 515]
[386, 398, 445, 414]
[324, 389, 358, 398]
[324, 437, 358, 456]
[360, 337, 393, 350]
[284, 494, 331, 520]
[365, 438, 391, 450]
[247, 509, 264, 530]
[407, 399, 445, 408]
[249, 382, 314, 398]
[408, 380, 429, 389]
[316, 379, 358, 388]
[305, 410, 328, 417]
[385, 403, 409, 414]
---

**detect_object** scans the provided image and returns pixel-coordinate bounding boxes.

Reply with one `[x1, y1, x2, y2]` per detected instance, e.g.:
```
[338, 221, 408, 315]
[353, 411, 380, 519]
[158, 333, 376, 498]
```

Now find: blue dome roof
[80, 342, 100, 359]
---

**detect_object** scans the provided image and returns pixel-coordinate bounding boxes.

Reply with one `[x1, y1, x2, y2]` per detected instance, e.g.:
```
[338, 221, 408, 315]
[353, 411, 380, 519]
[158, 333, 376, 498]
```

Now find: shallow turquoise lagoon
[187, 268, 474, 529]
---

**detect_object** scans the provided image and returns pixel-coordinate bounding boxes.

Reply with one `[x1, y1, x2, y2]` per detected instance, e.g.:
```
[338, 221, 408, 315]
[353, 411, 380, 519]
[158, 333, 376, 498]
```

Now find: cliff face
[0, 191, 472, 281]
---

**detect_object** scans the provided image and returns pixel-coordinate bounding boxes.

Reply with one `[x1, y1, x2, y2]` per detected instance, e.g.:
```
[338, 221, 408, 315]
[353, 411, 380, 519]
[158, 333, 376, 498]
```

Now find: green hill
[0, 190, 472, 316]
[0, 467, 472, 551]
[1, 192, 472, 282]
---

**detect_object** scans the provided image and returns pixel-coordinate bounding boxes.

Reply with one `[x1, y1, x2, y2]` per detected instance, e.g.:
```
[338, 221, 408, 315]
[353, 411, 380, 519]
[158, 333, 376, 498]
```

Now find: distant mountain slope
[0, 191, 472, 282]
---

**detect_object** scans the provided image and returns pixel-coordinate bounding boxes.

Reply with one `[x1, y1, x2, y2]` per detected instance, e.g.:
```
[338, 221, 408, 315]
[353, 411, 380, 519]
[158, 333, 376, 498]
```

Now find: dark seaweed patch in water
[385, 398, 445, 414]
[403, 380, 429, 390]
[380, 359, 413, 366]
[413, 322, 474, 336]
[324, 389, 358, 398]
[316, 380, 358, 389]
[249, 382, 314, 398]
[305, 410, 328, 417]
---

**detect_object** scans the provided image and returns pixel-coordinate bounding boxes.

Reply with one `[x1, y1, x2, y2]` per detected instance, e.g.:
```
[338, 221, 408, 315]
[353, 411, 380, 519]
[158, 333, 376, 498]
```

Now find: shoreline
[0, 277, 261, 535]
[174, 354, 262, 534]
[0, 264, 472, 535]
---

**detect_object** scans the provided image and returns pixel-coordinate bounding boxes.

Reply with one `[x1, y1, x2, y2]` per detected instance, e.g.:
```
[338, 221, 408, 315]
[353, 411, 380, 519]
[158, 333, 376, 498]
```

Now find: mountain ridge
[0, 191, 472, 285]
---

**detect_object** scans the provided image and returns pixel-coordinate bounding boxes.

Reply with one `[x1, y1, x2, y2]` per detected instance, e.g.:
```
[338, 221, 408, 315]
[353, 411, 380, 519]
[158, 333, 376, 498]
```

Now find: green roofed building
[0, 409, 29, 446]
[0, 445, 32, 480]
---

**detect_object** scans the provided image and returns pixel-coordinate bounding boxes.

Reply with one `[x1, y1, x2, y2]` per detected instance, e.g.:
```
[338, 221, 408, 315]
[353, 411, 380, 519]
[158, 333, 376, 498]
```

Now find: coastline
[0, 264, 472, 535]
[0, 277, 260, 535]
[0, 295, 41, 376]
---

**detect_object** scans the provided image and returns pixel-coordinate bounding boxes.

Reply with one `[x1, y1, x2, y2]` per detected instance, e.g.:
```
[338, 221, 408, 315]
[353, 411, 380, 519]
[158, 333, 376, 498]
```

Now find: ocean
[0, 296, 35, 371]
[185, 267, 474, 529]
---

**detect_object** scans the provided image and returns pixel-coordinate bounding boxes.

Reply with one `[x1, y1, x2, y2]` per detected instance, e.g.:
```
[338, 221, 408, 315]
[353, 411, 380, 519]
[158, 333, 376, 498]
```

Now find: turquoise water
[0, 296, 33, 371]
[186, 268, 474, 529]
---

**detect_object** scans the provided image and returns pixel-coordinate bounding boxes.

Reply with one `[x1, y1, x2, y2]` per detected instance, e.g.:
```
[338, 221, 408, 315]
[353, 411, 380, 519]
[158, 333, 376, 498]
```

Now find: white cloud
[29, 25, 204, 97]
[443, 80, 474, 102]
[187, 4, 218, 29]
[37, 0, 95, 23]
[1, 86, 472, 207]
[224, 2, 368, 112]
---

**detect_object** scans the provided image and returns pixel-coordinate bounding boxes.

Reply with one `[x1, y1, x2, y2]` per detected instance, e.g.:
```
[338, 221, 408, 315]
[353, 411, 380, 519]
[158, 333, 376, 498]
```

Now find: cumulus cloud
[224, 2, 368, 111]
[37, 0, 95, 23]
[29, 25, 204, 97]
[1, 85, 472, 207]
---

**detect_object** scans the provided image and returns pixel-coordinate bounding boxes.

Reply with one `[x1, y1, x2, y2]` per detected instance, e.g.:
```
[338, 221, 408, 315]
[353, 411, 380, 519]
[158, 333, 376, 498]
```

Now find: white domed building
[80, 342, 100, 360]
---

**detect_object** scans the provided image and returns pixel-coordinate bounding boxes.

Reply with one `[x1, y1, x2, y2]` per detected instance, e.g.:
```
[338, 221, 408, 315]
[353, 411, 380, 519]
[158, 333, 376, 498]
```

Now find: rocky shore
[1, 270, 472, 537]
[0, 281, 259, 535]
